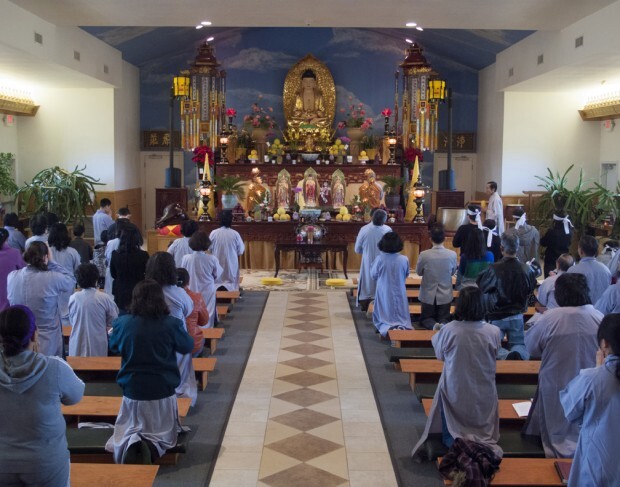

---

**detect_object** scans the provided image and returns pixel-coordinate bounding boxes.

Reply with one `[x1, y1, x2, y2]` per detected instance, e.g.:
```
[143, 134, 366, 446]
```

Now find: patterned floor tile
[274, 388, 336, 407]
[280, 356, 332, 371]
[260, 463, 348, 487]
[287, 331, 328, 343]
[278, 370, 333, 387]
[285, 322, 326, 332]
[283, 343, 331, 356]
[266, 432, 343, 462]
[271, 408, 339, 431]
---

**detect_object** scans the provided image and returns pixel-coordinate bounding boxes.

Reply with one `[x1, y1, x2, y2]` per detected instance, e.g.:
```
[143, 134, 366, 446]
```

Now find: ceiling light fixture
[201, 21, 212, 26]
[195, 25, 203, 30]
[207, 36, 215, 42]
[405, 38, 413, 44]
[416, 26, 424, 31]
[406, 22, 417, 27]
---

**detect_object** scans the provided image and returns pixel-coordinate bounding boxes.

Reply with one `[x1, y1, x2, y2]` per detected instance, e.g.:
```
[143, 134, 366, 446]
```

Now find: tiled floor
[210, 291, 397, 487]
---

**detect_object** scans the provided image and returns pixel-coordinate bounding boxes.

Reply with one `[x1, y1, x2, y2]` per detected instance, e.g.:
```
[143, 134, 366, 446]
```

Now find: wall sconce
[219, 133, 229, 164]
[199, 179, 213, 221]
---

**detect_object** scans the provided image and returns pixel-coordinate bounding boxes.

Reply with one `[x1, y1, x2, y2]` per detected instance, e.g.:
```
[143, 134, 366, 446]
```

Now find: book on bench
[512, 401, 532, 417]
[554, 461, 571, 485]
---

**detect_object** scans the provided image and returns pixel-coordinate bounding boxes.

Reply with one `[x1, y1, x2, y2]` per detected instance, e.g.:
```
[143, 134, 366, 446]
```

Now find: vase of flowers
[244, 96, 278, 162]
[362, 132, 379, 162]
[235, 130, 252, 163]
[192, 145, 215, 179]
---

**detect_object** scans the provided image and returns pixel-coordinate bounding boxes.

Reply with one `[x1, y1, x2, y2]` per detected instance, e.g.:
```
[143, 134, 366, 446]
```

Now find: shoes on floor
[122, 440, 153, 465]
[505, 351, 523, 360]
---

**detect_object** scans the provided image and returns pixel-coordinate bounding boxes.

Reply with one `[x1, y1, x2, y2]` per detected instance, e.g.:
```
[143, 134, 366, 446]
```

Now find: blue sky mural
[83, 27, 532, 138]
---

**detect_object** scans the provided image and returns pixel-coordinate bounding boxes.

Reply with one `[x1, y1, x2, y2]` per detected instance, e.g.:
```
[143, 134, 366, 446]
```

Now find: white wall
[17, 88, 115, 189]
[501, 91, 600, 194]
[114, 61, 141, 190]
[477, 64, 504, 192]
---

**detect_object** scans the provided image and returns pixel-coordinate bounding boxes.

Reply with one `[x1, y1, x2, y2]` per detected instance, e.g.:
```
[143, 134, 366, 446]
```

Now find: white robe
[68, 288, 118, 356]
[560, 355, 620, 487]
[24, 234, 47, 250]
[167, 237, 193, 268]
[524, 305, 602, 458]
[536, 271, 563, 309]
[181, 252, 222, 328]
[354, 223, 391, 304]
[486, 192, 504, 235]
[7, 262, 76, 357]
[370, 252, 412, 336]
[161, 284, 197, 406]
[209, 227, 245, 291]
[51, 246, 81, 326]
[412, 320, 502, 458]
[104, 238, 120, 295]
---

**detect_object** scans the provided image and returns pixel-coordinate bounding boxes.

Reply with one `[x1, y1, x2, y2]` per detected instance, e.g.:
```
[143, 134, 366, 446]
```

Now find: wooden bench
[66, 356, 217, 391]
[215, 290, 240, 303]
[407, 276, 457, 287]
[389, 329, 437, 348]
[353, 288, 460, 300]
[369, 304, 537, 319]
[62, 396, 191, 422]
[422, 398, 530, 423]
[71, 463, 159, 487]
[201, 327, 225, 353]
[216, 305, 229, 320]
[438, 458, 571, 486]
[401, 359, 540, 391]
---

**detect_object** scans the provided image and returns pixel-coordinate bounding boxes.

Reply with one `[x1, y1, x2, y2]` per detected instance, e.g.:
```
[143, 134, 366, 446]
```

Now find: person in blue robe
[208, 211, 245, 291]
[370, 232, 412, 337]
[167, 220, 198, 268]
[524, 273, 602, 458]
[560, 313, 620, 487]
[354, 209, 391, 311]
[566, 235, 611, 304]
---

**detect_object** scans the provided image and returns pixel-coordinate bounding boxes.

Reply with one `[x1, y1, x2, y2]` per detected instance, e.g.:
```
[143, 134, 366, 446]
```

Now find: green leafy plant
[0, 152, 18, 197]
[235, 130, 252, 149]
[379, 175, 405, 195]
[534, 165, 593, 230]
[214, 175, 246, 199]
[361, 133, 379, 150]
[590, 181, 620, 237]
[15, 166, 103, 224]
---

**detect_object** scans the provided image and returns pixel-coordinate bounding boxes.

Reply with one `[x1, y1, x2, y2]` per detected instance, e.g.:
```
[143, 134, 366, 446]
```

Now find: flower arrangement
[405, 146, 424, 166]
[337, 100, 373, 130]
[192, 145, 214, 166]
[268, 138, 285, 156]
[329, 139, 348, 157]
[236, 130, 252, 149]
[243, 96, 276, 130]
[381, 108, 392, 117]
[226, 108, 237, 117]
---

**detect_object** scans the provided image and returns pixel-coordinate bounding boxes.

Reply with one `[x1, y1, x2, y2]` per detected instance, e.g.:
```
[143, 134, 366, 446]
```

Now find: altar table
[274, 241, 348, 278]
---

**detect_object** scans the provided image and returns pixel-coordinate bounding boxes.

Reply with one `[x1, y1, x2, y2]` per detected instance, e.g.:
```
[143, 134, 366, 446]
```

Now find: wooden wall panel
[95, 188, 142, 233]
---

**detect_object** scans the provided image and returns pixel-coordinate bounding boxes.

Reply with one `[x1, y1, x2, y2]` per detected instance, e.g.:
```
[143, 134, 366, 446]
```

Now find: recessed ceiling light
[416, 26, 424, 31]
[201, 21, 212, 26]
[406, 22, 417, 27]
[195, 25, 203, 29]
[207, 36, 215, 42]
[405, 38, 413, 44]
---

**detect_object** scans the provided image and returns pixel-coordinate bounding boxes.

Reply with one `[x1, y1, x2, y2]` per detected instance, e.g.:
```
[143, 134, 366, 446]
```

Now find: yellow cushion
[261, 277, 283, 285]
[325, 278, 347, 287]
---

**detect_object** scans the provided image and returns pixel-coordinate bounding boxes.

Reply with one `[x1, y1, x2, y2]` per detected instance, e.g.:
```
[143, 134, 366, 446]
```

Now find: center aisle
[210, 291, 397, 487]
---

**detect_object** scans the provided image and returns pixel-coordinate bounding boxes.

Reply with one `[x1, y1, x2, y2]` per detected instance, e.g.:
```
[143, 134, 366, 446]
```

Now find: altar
[147, 221, 430, 272]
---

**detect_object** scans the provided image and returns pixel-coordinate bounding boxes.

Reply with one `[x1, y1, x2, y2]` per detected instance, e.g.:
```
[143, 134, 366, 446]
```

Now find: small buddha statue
[289, 69, 328, 129]
[246, 169, 270, 212]
[359, 169, 383, 209]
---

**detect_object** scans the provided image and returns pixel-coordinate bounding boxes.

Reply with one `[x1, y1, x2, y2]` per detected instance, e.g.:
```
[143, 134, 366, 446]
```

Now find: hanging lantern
[173, 76, 190, 97]
[399, 42, 442, 152]
[178, 39, 226, 152]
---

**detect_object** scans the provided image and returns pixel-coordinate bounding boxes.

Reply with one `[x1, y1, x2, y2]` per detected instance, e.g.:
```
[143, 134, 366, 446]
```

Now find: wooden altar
[147, 220, 430, 272]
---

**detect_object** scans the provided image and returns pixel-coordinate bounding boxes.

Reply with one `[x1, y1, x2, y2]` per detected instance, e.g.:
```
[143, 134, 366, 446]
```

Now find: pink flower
[339, 136, 351, 144]
[360, 110, 365, 116]
[358, 103, 363, 107]
[339, 108, 345, 113]
[258, 94, 263, 99]
[243, 115, 251, 121]
[337, 121, 346, 130]
[252, 120, 259, 127]
[364, 118, 373, 125]
[268, 107, 274, 112]
[348, 95, 353, 100]
[226, 108, 237, 117]
[265, 115, 270, 120]
[381, 108, 392, 117]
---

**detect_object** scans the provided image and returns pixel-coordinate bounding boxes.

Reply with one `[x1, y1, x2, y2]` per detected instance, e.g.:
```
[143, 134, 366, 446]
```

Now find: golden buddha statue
[359, 169, 384, 209]
[246, 168, 270, 212]
[289, 69, 328, 129]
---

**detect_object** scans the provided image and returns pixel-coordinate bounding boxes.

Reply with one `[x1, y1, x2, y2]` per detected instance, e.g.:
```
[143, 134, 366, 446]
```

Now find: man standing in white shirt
[92, 198, 114, 245]
[485, 181, 504, 235]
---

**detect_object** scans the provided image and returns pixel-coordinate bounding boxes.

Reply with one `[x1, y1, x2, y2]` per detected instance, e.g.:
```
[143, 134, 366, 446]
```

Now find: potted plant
[0, 152, 18, 200]
[380, 175, 405, 209]
[235, 130, 252, 162]
[15, 165, 102, 224]
[215, 175, 246, 209]
[361, 133, 379, 161]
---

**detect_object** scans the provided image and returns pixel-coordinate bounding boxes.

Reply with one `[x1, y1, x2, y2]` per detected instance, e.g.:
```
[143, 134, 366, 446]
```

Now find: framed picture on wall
[141, 130, 182, 151]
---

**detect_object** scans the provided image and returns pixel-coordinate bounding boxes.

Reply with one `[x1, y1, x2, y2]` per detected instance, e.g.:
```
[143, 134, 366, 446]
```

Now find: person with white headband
[540, 211, 573, 278]
[512, 208, 540, 264]
[597, 239, 619, 268]
[485, 181, 504, 235]
[482, 218, 502, 262]
[453, 205, 483, 289]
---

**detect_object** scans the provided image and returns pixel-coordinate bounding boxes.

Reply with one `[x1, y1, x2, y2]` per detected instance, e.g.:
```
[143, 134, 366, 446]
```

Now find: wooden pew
[353, 289, 459, 300]
[407, 276, 457, 287]
[401, 359, 540, 391]
[71, 463, 159, 487]
[389, 329, 436, 348]
[217, 305, 229, 320]
[368, 304, 537, 319]
[66, 356, 216, 391]
[62, 396, 191, 422]
[438, 458, 571, 486]
[422, 398, 530, 423]
[215, 290, 240, 303]
[201, 327, 225, 353]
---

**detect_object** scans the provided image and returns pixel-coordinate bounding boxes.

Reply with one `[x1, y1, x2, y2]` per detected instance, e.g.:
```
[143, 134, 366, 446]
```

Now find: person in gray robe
[209, 211, 245, 291]
[167, 220, 198, 268]
[68, 264, 118, 356]
[8, 242, 76, 357]
[560, 314, 620, 487]
[536, 253, 574, 310]
[412, 286, 502, 459]
[524, 273, 602, 458]
[48, 223, 81, 326]
[567, 235, 611, 304]
[595, 280, 620, 315]
[512, 209, 540, 263]
[416, 224, 457, 329]
[146, 252, 198, 407]
[370, 232, 412, 337]
[355, 209, 391, 311]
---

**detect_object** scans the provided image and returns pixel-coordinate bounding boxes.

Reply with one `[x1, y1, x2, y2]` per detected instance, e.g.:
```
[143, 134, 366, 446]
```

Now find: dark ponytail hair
[0, 306, 37, 357]
[598, 313, 620, 380]
[23, 241, 48, 271]
[0, 228, 8, 247]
